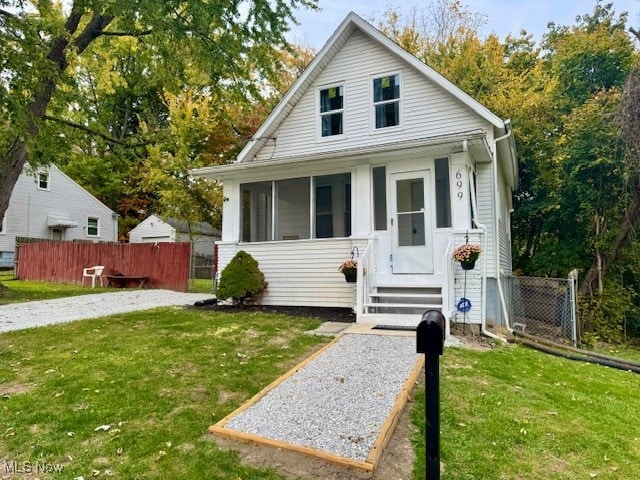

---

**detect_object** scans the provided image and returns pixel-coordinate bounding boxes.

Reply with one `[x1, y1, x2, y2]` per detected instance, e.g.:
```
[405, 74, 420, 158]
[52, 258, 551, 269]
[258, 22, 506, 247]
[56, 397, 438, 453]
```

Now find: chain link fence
[188, 251, 216, 293]
[504, 273, 578, 346]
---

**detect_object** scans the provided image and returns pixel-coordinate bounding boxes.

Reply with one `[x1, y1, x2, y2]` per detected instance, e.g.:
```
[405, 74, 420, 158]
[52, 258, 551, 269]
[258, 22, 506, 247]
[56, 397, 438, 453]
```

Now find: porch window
[314, 173, 351, 238]
[319, 84, 344, 137]
[315, 185, 333, 238]
[240, 173, 351, 242]
[372, 166, 387, 230]
[435, 157, 452, 228]
[373, 73, 400, 129]
[277, 178, 311, 240]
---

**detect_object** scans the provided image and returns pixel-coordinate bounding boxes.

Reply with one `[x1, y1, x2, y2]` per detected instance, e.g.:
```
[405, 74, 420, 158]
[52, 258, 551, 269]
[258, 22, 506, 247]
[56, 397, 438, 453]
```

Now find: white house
[0, 164, 118, 266]
[128, 214, 219, 256]
[192, 12, 518, 336]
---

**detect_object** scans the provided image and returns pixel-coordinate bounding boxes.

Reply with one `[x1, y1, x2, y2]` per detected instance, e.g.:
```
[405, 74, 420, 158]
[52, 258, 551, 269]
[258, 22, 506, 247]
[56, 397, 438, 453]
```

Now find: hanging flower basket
[338, 259, 358, 283]
[452, 243, 481, 271]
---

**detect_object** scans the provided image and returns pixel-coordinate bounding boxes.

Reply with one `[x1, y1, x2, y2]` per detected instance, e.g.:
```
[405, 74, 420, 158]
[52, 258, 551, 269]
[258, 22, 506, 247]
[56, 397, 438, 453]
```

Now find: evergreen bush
[216, 250, 267, 306]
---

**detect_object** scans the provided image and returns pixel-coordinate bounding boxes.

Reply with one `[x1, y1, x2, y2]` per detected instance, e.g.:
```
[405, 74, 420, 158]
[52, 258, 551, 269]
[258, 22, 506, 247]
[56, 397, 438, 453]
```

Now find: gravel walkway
[0, 290, 214, 333]
[221, 333, 421, 463]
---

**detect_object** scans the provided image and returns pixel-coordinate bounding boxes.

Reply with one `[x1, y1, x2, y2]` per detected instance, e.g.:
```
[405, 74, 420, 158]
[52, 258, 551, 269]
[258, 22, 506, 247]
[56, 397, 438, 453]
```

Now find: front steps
[359, 285, 443, 327]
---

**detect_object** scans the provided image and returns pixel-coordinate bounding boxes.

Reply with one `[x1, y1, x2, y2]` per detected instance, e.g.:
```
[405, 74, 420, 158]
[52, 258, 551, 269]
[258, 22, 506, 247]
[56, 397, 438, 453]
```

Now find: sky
[287, 0, 640, 49]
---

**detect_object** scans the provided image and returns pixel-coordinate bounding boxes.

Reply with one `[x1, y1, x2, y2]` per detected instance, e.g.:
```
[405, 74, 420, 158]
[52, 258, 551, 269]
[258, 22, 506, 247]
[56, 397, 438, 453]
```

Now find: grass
[411, 344, 640, 480]
[0, 273, 118, 303]
[189, 278, 214, 294]
[1, 277, 639, 478]
[0, 307, 326, 479]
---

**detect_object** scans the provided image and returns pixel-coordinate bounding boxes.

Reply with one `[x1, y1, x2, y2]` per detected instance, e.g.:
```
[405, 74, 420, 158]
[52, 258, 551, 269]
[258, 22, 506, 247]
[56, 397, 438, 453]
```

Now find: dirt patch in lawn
[209, 396, 417, 480]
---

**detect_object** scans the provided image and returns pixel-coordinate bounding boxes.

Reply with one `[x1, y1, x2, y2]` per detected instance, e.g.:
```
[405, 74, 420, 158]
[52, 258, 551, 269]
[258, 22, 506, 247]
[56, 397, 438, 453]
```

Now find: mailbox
[417, 310, 445, 355]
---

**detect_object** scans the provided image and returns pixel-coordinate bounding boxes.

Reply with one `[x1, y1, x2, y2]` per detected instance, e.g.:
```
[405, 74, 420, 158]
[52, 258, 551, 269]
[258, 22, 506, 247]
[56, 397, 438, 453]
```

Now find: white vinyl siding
[0, 165, 117, 254]
[129, 214, 176, 243]
[216, 238, 367, 308]
[475, 162, 497, 277]
[253, 29, 490, 161]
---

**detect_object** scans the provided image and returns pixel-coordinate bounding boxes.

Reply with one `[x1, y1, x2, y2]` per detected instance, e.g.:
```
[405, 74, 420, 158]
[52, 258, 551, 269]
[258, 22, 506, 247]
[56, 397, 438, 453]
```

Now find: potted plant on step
[338, 259, 358, 283]
[452, 243, 482, 270]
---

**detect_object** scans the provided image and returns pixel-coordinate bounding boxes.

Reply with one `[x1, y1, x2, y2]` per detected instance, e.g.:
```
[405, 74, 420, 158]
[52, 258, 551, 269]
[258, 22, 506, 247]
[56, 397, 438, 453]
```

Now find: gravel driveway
[0, 290, 214, 333]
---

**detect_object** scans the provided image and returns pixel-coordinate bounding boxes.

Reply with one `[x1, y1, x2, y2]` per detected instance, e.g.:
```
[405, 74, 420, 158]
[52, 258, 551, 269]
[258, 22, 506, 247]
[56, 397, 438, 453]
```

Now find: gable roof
[236, 11, 511, 164]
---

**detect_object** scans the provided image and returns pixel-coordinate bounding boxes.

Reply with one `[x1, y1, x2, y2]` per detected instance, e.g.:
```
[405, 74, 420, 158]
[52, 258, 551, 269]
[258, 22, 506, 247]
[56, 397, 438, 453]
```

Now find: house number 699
[456, 170, 464, 200]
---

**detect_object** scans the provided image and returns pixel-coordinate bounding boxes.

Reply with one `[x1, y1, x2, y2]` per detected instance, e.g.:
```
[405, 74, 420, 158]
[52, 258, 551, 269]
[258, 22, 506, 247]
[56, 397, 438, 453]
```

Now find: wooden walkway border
[208, 333, 424, 473]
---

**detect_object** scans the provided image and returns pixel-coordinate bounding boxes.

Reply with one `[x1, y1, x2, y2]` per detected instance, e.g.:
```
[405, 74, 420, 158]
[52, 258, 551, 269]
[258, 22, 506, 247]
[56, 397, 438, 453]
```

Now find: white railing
[356, 239, 375, 316]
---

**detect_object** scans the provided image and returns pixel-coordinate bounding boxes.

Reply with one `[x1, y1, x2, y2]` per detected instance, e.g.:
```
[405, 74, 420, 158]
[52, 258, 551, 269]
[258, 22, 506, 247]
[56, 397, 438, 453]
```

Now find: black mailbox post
[417, 310, 445, 480]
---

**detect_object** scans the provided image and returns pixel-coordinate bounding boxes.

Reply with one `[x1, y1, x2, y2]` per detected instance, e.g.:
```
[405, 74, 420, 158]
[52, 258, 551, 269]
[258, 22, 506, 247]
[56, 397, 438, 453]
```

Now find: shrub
[216, 250, 267, 306]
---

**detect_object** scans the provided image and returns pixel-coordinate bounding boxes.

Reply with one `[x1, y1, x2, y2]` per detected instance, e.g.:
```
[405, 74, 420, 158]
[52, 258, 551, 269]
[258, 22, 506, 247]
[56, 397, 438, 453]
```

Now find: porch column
[449, 153, 472, 230]
[353, 165, 372, 236]
[222, 180, 240, 242]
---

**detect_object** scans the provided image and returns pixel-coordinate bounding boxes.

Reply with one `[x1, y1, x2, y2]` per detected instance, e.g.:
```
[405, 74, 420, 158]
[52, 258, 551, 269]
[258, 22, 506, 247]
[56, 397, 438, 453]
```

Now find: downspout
[468, 165, 504, 342]
[493, 121, 514, 334]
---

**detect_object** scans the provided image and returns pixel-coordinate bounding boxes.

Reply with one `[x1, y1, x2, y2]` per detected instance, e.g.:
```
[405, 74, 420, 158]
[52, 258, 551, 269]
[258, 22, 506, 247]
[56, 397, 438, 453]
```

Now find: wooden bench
[106, 275, 148, 288]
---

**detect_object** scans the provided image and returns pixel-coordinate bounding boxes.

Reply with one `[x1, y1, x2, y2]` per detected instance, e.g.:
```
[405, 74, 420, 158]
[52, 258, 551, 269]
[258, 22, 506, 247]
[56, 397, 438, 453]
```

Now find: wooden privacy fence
[16, 242, 191, 292]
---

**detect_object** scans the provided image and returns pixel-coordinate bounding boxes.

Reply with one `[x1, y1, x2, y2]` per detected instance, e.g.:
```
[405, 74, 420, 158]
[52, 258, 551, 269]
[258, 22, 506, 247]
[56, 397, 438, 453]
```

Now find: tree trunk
[0, 8, 112, 222]
[579, 183, 640, 297]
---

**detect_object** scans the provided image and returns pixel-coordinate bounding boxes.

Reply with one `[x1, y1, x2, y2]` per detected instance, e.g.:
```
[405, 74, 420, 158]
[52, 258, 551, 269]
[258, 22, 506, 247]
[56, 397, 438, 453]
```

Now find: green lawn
[0, 273, 118, 303]
[0, 277, 639, 479]
[0, 307, 326, 479]
[412, 344, 640, 480]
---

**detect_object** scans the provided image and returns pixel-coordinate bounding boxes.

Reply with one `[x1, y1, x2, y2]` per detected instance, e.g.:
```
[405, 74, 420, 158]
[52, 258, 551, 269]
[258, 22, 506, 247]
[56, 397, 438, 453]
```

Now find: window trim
[87, 217, 99, 237]
[370, 71, 403, 133]
[0, 216, 6, 235]
[316, 82, 346, 141]
[37, 171, 50, 191]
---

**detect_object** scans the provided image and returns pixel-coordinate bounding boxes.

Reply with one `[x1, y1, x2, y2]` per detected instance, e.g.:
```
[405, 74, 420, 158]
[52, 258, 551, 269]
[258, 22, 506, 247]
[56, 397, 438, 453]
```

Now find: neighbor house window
[0, 217, 5, 235]
[319, 84, 344, 137]
[373, 73, 400, 129]
[37, 172, 49, 190]
[87, 217, 99, 236]
[435, 157, 452, 228]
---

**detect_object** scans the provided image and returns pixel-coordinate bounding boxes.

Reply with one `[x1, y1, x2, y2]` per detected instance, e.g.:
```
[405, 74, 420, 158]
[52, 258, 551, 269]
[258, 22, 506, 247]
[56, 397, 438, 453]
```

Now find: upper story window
[0, 217, 6, 235]
[319, 84, 344, 138]
[373, 73, 401, 129]
[37, 172, 50, 190]
[87, 217, 99, 237]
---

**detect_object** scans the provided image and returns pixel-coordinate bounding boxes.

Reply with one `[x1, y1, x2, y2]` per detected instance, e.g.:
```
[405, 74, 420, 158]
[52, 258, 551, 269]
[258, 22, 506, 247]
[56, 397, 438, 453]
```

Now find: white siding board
[253, 30, 490, 162]
[129, 215, 176, 243]
[475, 163, 497, 277]
[216, 239, 365, 307]
[0, 165, 116, 254]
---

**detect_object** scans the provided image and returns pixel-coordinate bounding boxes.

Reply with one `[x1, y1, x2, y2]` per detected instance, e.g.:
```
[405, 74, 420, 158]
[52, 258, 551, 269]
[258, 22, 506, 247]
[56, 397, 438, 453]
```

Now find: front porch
[216, 230, 485, 331]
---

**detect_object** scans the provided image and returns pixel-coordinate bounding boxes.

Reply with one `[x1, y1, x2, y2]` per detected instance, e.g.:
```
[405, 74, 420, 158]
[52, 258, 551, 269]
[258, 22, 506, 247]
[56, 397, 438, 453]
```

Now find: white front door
[390, 171, 434, 274]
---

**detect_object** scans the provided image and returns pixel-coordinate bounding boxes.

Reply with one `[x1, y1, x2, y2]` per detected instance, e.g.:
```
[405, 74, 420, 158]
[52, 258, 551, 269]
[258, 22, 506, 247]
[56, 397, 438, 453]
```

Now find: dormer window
[37, 172, 49, 190]
[319, 84, 344, 138]
[373, 73, 401, 129]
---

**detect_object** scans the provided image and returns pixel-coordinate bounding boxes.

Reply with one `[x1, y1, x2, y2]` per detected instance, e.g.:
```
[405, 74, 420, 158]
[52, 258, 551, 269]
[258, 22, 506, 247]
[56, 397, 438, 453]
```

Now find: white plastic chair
[83, 266, 105, 288]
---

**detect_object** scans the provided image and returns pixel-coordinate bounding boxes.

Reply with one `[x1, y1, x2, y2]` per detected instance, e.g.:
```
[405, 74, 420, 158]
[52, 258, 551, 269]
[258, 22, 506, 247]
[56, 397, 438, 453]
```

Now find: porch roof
[191, 131, 492, 181]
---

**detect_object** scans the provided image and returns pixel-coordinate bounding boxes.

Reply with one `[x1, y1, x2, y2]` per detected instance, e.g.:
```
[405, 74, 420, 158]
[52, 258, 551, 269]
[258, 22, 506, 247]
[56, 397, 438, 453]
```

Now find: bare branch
[43, 115, 150, 147]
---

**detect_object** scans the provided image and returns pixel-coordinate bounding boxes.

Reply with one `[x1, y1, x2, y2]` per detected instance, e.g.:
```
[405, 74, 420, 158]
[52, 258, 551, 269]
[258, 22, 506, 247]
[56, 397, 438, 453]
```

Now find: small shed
[128, 214, 219, 256]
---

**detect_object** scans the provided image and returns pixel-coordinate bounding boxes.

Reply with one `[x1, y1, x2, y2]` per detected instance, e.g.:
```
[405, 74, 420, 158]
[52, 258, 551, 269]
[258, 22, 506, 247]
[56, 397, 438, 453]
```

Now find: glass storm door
[390, 171, 434, 274]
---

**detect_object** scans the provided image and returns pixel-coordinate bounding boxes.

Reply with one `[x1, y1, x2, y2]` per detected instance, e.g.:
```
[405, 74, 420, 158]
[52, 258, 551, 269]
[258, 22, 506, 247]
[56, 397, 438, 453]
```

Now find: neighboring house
[128, 214, 219, 257]
[192, 12, 518, 335]
[0, 164, 118, 267]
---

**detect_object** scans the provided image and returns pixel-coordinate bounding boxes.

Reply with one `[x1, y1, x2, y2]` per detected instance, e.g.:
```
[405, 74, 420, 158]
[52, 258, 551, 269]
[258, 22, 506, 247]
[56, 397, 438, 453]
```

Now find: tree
[0, 0, 318, 228]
